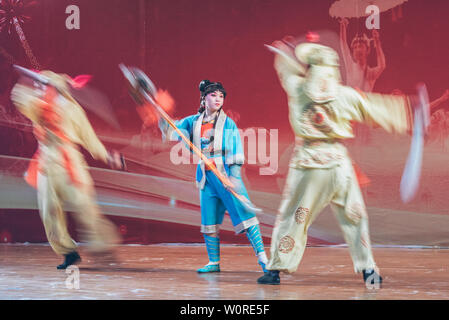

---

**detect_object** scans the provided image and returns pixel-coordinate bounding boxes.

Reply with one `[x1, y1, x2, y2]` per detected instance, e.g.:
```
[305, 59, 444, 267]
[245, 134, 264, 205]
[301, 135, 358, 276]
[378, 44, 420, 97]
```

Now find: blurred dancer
[258, 39, 417, 287]
[11, 70, 124, 269]
[158, 80, 268, 273]
[340, 19, 386, 145]
[339, 18, 385, 92]
[393, 88, 449, 112]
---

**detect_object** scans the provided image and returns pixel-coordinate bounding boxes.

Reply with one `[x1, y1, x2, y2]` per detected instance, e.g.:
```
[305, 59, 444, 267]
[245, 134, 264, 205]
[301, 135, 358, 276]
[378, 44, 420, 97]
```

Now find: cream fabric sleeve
[70, 102, 109, 163]
[339, 86, 413, 135]
[10, 84, 43, 123]
[273, 49, 306, 98]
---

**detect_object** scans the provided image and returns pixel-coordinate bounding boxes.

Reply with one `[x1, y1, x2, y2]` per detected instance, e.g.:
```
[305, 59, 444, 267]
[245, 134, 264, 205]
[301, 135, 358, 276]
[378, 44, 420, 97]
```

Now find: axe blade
[119, 63, 137, 89]
[130, 66, 157, 97]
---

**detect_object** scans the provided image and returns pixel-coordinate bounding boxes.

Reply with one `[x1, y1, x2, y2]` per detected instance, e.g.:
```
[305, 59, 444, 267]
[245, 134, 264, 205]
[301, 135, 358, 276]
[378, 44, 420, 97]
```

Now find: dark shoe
[257, 270, 280, 285]
[363, 269, 383, 288]
[57, 251, 81, 270]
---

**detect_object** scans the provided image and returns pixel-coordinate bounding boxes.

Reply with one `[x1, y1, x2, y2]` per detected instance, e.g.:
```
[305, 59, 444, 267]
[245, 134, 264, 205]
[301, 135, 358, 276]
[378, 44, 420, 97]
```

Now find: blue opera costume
[160, 109, 267, 273]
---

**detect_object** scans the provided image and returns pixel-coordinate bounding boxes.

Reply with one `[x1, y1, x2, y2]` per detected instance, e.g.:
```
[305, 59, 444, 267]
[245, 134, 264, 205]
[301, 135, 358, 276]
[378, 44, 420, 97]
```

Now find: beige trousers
[267, 158, 377, 273]
[37, 161, 120, 256]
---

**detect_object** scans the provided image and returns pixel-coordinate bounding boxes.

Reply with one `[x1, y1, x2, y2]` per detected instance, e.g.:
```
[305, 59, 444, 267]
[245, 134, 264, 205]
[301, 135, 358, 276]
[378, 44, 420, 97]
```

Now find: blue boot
[199, 234, 220, 272]
[197, 264, 221, 273]
[246, 225, 268, 273]
[258, 260, 267, 273]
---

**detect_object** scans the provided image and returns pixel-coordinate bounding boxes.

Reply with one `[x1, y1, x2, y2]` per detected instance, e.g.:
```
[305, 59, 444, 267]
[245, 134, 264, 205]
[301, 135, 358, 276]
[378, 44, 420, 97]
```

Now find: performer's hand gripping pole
[119, 64, 261, 213]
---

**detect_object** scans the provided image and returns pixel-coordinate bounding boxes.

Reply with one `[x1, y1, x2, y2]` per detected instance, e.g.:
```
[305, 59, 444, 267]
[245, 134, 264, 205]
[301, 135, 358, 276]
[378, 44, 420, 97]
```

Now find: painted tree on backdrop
[0, 0, 41, 70]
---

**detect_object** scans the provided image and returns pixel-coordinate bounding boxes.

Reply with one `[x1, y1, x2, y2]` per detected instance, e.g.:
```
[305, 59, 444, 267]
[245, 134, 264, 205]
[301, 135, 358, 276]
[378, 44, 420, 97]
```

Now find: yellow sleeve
[340, 86, 413, 135]
[71, 103, 109, 163]
[273, 52, 305, 98]
[10, 84, 43, 123]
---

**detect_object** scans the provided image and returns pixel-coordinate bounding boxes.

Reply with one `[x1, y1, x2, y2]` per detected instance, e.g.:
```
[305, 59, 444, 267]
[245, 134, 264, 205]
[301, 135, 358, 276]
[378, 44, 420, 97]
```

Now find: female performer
[159, 80, 268, 273]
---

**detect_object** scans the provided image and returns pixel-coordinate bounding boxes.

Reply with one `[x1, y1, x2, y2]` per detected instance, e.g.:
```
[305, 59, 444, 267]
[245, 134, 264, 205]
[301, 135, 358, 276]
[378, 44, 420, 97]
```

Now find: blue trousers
[199, 170, 258, 234]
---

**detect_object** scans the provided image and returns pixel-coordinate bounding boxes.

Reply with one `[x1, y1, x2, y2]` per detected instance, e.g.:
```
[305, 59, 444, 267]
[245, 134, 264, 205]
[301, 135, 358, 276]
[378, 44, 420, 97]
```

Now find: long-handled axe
[119, 64, 262, 213]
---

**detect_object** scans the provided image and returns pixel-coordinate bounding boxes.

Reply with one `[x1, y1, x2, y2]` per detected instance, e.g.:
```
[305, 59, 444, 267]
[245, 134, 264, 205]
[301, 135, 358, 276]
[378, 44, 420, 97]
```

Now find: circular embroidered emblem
[314, 112, 324, 124]
[295, 207, 309, 224]
[279, 235, 295, 253]
[308, 105, 332, 133]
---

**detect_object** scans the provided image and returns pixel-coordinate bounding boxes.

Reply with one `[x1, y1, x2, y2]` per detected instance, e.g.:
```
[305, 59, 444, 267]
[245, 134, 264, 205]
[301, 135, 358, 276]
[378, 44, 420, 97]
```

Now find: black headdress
[198, 80, 226, 113]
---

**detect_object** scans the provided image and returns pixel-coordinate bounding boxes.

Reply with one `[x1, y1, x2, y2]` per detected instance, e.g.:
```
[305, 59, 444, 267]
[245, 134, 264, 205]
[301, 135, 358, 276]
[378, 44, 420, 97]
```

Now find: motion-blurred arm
[370, 29, 386, 80]
[10, 83, 44, 123]
[339, 18, 353, 75]
[341, 86, 413, 135]
[269, 40, 305, 97]
[71, 102, 110, 164]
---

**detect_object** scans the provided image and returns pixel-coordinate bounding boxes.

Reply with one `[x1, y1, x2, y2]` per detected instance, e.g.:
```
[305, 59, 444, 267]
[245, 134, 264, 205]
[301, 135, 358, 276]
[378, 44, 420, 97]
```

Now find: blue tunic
[162, 111, 259, 234]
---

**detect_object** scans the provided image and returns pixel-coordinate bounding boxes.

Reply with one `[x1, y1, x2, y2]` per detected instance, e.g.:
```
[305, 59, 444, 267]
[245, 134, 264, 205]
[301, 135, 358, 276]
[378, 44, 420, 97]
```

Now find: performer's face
[205, 90, 224, 113]
[352, 42, 368, 62]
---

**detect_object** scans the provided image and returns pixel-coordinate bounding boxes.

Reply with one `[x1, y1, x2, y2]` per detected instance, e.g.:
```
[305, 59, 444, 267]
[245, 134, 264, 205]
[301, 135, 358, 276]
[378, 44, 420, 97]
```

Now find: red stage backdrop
[1, 0, 449, 246]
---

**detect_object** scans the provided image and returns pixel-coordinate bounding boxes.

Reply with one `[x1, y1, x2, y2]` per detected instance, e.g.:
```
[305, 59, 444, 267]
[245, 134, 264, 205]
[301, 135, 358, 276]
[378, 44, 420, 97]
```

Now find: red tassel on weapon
[69, 74, 92, 88]
[155, 89, 175, 114]
[137, 89, 175, 126]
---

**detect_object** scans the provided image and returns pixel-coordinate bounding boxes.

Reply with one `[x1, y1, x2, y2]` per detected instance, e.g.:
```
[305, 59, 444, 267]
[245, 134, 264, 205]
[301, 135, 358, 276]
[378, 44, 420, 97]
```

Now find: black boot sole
[57, 253, 81, 270]
[257, 275, 280, 285]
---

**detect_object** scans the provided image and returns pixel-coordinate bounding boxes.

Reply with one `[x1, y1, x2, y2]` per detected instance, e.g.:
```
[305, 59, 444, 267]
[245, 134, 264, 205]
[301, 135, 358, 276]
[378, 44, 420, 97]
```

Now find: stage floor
[1, 244, 449, 300]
